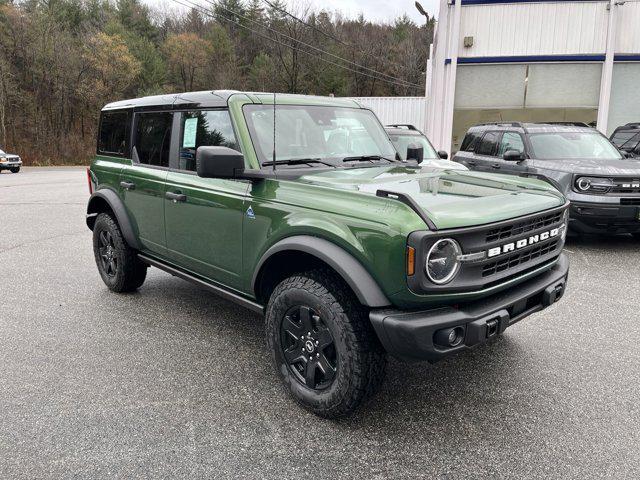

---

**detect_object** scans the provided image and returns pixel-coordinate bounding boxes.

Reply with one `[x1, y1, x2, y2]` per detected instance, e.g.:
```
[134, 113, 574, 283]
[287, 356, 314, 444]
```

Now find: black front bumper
[369, 253, 569, 362]
[569, 201, 640, 234]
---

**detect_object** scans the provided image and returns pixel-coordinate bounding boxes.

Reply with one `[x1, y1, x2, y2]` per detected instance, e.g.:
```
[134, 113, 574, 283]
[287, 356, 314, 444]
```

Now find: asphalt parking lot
[1, 167, 639, 479]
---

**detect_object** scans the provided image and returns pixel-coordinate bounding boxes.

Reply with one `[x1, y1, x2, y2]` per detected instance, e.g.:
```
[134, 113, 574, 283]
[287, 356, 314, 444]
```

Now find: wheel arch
[252, 235, 391, 308]
[86, 189, 142, 250]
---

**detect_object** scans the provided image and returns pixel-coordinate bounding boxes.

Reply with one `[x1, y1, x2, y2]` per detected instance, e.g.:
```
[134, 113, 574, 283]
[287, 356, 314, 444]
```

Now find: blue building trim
[614, 55, 640, 62]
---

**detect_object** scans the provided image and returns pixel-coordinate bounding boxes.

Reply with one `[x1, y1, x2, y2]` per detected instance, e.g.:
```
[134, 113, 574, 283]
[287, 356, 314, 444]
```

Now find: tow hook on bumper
[369, 254, 569, 363]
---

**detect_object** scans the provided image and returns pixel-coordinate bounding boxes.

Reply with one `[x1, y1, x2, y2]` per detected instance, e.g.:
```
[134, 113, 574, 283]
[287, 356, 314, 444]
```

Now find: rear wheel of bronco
[265, 270, 387, 418]
[10, 167, 19, 173]
[92, 213, 147, 292]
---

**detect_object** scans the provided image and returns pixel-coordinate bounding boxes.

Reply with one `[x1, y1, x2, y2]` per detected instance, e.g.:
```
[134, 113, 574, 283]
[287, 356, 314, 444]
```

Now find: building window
[607, 63, 640, 135]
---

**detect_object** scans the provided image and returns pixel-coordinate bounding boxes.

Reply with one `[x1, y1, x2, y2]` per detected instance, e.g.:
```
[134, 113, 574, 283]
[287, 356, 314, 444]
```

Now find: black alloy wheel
[280, 305, 337, 390]
[98, 230, 118, 278]
[92, 213, 147, 292]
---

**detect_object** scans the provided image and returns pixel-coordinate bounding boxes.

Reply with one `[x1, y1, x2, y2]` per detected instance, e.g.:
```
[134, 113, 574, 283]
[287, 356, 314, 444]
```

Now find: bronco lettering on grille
[487, 227, 561, 258]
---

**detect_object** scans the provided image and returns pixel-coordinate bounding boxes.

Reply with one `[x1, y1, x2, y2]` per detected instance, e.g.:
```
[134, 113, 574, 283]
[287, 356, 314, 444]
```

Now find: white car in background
[385, 124, 466, 170]
[0, 148, 22, 173]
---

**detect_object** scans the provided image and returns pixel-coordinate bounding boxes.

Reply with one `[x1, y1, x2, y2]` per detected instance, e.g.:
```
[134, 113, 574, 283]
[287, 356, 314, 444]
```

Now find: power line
[261, 0, 406, 70]
[171, 0, 422, 90]
[198, 0, 422, 89]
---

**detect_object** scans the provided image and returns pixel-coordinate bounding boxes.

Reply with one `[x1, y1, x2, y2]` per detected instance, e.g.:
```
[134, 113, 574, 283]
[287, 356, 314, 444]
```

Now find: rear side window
[134, 112, 173, 167]
[98, 111, 130, 156]
[179, 110, 239, 172]
[476, 132, 500, 156]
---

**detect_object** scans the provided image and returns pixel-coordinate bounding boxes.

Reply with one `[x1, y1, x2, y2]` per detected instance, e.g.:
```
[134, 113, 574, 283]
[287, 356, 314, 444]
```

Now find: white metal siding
[350, 97, 428, 131]
[616, 3, 640, 54]
[459, 2, 610, 57]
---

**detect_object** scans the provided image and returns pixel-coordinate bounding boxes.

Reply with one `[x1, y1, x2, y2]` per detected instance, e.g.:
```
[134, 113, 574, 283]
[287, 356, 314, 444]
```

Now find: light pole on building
[415, 2, 430, 99]
[415, 1, 429, 20]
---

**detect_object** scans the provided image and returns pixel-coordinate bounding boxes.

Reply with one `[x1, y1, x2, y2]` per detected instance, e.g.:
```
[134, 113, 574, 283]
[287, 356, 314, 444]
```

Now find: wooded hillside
[0, 0, 433, 165]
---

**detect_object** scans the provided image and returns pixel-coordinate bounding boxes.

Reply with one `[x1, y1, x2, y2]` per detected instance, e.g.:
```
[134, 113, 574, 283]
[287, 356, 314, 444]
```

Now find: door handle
[467, 161, 476, 166]
[491, 163, 501, 169]
[120, 181, 135, 190]
[166, 191, 187, 203]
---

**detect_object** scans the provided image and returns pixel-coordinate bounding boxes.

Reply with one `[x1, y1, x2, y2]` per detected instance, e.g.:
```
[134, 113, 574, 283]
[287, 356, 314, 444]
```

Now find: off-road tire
[10, 167, 20, 173]
[93, 213, 147, 292]
[265, 269, 387, 418]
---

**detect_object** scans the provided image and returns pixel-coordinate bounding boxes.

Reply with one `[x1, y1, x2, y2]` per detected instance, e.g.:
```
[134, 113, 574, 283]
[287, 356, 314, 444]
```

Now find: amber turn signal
[406, 246, 416, 276]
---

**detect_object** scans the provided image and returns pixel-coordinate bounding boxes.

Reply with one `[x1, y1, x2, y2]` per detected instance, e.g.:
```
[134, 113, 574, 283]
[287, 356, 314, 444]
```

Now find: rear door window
[476, 132, 500, 156]
[134, 112, 173, 167]
[460, 131, 481, 152]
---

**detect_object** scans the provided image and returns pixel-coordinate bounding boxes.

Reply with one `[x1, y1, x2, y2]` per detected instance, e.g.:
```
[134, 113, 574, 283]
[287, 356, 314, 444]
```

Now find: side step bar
[138, 253, 264, 315]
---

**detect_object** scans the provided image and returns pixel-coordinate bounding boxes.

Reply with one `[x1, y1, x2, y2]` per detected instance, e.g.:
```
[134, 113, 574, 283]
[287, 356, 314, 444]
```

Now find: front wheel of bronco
[92, 213, 147, 292]
[10, 167, 20, 173]
[265, 270, 387, 418]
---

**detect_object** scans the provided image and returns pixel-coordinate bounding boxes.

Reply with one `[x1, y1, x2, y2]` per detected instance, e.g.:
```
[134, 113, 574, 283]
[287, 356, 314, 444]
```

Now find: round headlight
[576, 177, 592, 191]
[426, 238, 461, 285]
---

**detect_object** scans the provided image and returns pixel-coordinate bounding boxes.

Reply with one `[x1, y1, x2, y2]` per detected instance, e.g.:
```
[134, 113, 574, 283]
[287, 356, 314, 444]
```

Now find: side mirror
[437, 150, 448, 160]
[503, 149, 525, 161]
[196, 146, 245, 179]
[406, 144, 424, 163]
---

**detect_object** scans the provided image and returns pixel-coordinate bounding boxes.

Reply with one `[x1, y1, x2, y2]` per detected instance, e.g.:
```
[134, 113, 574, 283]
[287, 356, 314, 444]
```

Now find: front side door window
[179, 110, 239, 171]
[498, 132, 526, 157]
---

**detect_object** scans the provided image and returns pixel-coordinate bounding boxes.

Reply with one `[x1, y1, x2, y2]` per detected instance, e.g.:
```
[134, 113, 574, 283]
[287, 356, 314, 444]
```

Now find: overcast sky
[146, 0, 440, 24]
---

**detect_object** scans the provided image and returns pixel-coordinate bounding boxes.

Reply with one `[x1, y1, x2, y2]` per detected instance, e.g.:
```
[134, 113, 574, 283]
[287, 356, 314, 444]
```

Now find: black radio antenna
[272, 92, 277, 173]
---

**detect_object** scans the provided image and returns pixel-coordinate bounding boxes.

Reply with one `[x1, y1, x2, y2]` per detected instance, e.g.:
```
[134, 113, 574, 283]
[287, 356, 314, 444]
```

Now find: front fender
[251, 235, 391, 307]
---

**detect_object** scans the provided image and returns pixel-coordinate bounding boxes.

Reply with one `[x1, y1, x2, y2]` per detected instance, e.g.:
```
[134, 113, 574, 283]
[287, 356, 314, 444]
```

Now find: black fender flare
[86, 189, 142, 250]
[252, 235, 391, 308]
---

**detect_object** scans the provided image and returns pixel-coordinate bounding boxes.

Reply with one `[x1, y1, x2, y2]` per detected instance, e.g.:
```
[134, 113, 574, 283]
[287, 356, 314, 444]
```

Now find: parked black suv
[454, 122, 640, 236]
[610, 123, 640, 158]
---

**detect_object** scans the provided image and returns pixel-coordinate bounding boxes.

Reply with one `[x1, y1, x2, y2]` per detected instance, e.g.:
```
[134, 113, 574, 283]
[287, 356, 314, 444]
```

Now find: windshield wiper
[342, 155, 397, 163]
[262, 158, 335, 167]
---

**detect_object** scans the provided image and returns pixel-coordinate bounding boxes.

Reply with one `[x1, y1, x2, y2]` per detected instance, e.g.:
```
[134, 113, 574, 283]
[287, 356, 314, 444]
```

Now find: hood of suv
[529, 157, 640, 175]
[298, 165, 565, 230]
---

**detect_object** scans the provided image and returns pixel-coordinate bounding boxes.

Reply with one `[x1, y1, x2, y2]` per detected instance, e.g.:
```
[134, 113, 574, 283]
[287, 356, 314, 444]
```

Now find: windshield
[0, 149, 5, 155]
[388, 133, 438, 161]
[529, 132, 622, 160]
[243, 104, 397, 166]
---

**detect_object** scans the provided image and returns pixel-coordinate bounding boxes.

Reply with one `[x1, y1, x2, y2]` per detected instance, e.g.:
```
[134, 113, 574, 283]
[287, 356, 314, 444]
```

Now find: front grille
[485, 211, 563, 243]
[610, 178, 640, 194]
[407, 204, 568, 294]
[482, 240, 560, 277]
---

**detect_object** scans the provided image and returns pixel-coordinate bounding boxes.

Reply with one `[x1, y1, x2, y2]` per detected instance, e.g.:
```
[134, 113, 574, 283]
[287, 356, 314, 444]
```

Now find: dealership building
[425, 0, 640, 152]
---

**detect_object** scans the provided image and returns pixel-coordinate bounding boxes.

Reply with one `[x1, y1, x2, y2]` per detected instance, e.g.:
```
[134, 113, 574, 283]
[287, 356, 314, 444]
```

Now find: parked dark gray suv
[454, 122, 640, 236]
[610, 123, 640, 158]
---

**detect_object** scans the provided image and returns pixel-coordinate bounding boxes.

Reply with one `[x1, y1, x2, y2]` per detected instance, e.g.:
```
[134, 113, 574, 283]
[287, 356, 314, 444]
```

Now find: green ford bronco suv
[86, 90, 569, 417]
